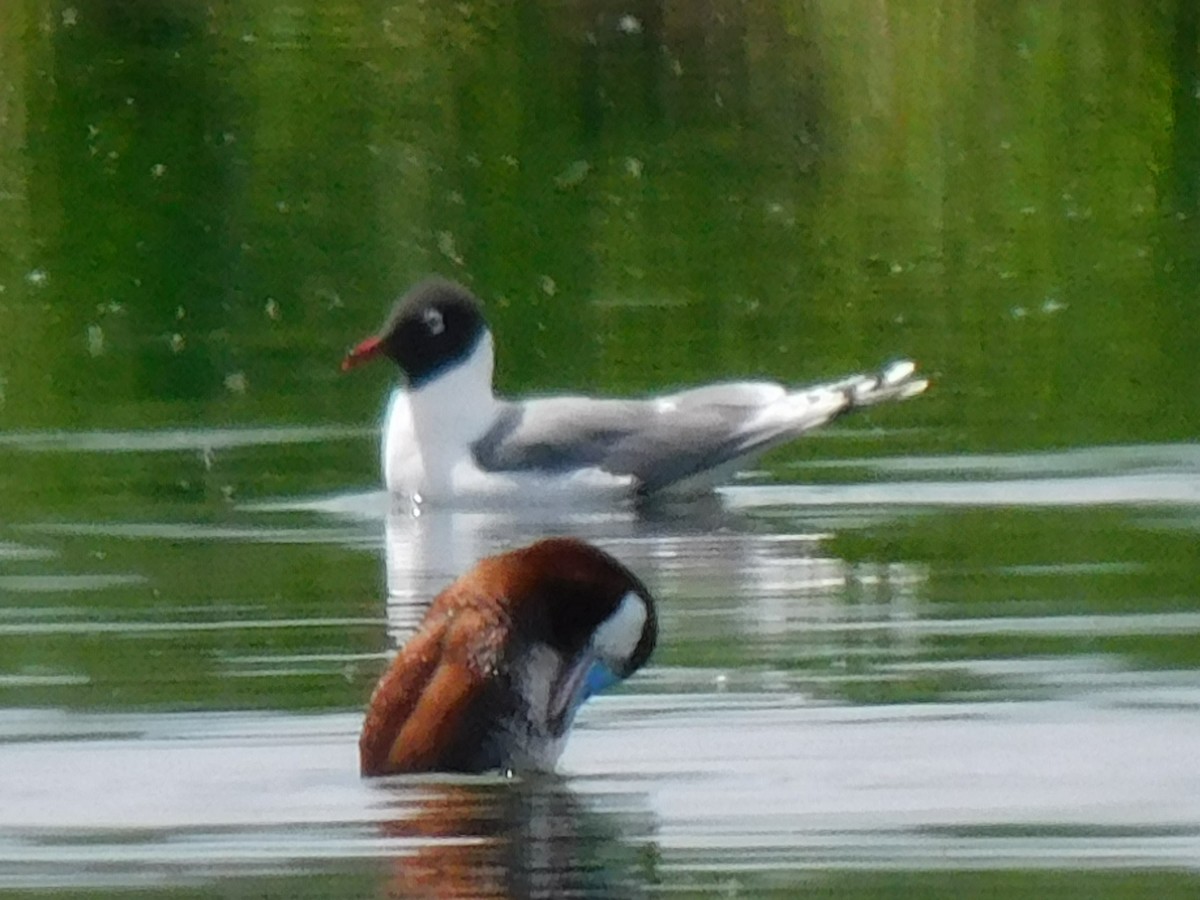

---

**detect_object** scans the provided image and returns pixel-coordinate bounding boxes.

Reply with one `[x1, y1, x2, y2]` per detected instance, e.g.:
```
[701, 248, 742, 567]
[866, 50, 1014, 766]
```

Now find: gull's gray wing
[472, 362, 925, 498]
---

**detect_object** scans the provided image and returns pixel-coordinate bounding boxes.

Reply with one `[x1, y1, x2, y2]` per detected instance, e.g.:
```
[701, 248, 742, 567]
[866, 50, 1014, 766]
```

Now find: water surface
[2, 0, 1200, 896]
[3, 429, 1200, 895]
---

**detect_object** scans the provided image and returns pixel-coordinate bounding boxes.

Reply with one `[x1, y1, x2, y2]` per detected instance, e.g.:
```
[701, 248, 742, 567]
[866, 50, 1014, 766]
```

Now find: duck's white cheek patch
[593, 591, 647, 667]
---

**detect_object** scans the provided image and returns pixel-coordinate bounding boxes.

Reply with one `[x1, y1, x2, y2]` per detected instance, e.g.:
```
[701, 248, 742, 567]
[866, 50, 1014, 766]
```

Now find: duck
[342, 277, 927, 506]
[359, 537, 656, 776]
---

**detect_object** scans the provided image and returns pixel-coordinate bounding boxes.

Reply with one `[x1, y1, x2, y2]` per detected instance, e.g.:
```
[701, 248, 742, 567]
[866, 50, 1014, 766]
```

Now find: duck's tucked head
[342, 277, 489, 388]
[360, 537, 657, 777]
[503, 538, 657, 724]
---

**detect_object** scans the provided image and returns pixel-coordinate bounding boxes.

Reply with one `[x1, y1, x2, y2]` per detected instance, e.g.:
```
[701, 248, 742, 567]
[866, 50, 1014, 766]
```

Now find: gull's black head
[342, 278, 489, 388]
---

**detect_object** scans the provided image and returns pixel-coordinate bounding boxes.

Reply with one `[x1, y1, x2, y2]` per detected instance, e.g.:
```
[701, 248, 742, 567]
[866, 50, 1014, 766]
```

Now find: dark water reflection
[372, 778, 651, 899]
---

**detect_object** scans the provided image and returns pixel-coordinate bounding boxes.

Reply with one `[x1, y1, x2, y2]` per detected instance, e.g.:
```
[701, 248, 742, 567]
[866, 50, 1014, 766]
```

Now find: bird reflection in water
[371, 776, 654, 899]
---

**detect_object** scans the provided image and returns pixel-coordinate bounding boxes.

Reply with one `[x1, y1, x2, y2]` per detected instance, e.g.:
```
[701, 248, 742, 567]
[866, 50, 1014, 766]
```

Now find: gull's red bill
[341, 336, 383, 372]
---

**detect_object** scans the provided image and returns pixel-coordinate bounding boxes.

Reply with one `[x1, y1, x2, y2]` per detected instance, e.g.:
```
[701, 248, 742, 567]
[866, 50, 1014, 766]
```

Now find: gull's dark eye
[423, 307, 445, 336]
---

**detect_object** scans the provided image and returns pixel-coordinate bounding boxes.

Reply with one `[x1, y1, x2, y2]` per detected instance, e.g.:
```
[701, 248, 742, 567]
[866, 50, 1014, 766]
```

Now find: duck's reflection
[372, 776, 652, 899]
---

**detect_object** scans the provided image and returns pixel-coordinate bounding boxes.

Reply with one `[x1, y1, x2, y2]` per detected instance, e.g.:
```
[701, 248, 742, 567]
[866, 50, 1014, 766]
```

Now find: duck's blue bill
[583, 661, 619, 700]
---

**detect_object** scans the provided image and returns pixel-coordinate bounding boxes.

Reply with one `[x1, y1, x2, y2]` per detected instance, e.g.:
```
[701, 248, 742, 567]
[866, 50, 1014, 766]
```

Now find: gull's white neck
[384, 332, 499, 499]
[410, 331, 497, 440]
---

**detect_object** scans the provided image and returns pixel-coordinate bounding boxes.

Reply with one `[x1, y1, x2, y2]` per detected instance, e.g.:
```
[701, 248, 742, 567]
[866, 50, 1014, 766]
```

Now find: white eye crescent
[423, 307, 445, 335]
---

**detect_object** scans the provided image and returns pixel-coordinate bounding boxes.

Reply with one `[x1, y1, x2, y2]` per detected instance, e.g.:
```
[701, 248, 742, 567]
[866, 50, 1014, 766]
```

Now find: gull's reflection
[371, 776, 652, 899]
[380, 497, 924, 654]
[381, 497, 736, 645]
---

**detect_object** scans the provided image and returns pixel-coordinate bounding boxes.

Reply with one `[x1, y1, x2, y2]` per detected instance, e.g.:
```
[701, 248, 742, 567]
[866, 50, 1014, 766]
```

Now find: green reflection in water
[0, 0, 1195, 450]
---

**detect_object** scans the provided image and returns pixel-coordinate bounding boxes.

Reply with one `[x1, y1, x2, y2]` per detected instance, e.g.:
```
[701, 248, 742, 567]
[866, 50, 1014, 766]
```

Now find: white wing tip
[850, 359, 929, 407]
[881, 360, 916, 386]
